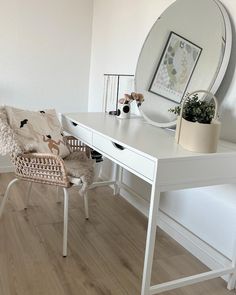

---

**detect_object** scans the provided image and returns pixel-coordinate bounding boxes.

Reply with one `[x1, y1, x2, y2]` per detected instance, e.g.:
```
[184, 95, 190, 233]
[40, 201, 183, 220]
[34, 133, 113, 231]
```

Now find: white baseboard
[0, 165, 14, 173]
[118, 182, 231, 282]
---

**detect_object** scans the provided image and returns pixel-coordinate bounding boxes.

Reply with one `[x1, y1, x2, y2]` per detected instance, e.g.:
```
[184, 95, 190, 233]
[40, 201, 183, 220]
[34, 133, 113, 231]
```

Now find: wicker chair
[0, 135, 116, 257]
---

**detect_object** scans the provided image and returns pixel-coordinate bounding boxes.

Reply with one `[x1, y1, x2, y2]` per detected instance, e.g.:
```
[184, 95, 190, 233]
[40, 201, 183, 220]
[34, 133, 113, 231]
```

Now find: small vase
[117, 102, 130, 119]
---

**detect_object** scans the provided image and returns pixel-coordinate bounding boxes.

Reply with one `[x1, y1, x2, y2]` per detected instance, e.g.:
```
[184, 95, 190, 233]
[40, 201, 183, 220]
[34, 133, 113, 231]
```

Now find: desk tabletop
[63, 112, 236, 161]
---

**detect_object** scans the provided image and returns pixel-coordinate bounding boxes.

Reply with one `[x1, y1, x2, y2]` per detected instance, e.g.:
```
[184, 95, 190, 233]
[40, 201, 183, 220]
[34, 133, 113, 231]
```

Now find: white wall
[89, 0, 236, 262]
[0, 0, 94, 171]
[88, 0, 174, 111]
[0, 0, 93, 113]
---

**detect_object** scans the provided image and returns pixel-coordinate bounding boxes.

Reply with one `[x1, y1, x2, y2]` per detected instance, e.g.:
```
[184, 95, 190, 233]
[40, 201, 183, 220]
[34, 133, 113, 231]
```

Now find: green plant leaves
[169, 94, 215, 124]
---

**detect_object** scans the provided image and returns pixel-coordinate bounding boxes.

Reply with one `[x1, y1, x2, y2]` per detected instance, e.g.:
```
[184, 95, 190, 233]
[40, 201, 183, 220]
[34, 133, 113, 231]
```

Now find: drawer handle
[71, 121, 78, 127]
[112, 142, 125, 150]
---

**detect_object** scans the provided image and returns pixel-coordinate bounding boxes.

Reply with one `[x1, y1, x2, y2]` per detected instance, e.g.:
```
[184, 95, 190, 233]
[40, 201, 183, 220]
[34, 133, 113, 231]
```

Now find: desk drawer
[93, 133, 155, 181]
[62, 116, 92, 145]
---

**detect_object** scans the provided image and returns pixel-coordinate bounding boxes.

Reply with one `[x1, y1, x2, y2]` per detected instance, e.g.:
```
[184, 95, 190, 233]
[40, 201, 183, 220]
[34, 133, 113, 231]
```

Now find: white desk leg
[227, 239, 236, 290]
[141, 172, 160, 295]
[113, 163, 122, 196]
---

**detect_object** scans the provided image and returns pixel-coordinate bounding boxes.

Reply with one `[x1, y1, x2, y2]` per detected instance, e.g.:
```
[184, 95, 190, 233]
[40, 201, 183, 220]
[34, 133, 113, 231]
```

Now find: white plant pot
[175, 117, 221, 153]
[117, 102, 130, 119]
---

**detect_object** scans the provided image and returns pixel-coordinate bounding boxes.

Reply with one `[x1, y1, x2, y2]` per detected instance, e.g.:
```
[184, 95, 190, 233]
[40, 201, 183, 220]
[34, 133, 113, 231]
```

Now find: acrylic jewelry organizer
[102, 74, 134, 113]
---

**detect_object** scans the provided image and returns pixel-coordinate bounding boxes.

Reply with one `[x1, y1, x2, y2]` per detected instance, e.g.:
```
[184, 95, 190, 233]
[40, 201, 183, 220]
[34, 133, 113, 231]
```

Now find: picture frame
[149, 31, 202, 103]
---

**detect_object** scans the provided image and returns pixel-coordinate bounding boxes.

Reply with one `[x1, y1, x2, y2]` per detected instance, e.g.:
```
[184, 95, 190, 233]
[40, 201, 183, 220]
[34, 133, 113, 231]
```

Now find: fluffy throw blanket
[64, 151, 95, 193]
[0, 107, 23, 157]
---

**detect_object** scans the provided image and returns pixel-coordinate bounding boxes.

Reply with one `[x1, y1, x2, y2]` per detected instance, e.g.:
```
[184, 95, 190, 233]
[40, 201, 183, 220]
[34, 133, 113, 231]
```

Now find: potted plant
[169, 90, 221, 153]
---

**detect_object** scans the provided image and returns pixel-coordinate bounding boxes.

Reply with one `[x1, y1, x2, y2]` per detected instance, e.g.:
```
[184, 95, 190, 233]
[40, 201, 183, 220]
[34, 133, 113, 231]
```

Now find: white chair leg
[0, 178, 19, 218]
[83, 191, 89, 220]
[24, 182, 33, 210]
[62, 188, 69, 257]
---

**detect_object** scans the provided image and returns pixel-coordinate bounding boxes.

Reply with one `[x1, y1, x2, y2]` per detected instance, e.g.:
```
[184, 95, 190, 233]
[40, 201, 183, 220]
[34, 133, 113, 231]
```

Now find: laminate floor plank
[0, 173, 234, 295]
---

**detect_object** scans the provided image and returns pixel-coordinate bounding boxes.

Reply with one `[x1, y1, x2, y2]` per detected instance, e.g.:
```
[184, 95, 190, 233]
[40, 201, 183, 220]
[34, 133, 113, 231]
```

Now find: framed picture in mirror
[149, 31, 202, 103]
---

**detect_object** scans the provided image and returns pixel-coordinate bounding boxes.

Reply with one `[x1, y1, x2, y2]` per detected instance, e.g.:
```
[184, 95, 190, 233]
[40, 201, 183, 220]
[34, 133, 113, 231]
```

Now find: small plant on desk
[168, 90, 220, 153]
[168, 93, 216, 124]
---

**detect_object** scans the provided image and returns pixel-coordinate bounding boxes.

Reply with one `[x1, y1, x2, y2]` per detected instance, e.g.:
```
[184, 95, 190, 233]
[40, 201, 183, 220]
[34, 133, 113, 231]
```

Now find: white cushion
[5, 106, 70, 158]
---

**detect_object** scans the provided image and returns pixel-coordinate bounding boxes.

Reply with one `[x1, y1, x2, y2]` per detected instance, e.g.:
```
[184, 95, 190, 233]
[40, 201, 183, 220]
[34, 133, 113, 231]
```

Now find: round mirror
[135, 0, 232, 128]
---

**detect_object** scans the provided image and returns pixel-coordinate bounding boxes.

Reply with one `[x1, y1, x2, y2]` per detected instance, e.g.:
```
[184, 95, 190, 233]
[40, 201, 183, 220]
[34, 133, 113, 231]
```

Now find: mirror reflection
[135, 0, 232, 128]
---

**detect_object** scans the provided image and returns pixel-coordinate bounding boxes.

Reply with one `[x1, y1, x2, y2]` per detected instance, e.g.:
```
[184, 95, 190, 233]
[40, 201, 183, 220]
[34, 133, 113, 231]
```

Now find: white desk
[62, 112, 236, 295]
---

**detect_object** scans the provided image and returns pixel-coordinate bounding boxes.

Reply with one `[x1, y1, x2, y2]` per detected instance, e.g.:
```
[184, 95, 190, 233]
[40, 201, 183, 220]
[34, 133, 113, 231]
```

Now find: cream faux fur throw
[0, 107, 95, 193]
[0, 107, 23, 157]
[64, 151, 95, 193]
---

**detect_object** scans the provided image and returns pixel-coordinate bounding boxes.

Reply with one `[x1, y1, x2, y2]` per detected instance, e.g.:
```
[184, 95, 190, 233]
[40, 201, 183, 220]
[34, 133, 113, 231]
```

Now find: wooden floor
[0, 173, 234, 295]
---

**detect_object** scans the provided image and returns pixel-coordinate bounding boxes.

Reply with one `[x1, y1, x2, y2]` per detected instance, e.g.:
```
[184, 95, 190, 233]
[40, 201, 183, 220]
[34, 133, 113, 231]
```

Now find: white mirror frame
[135, 0, 232, 128]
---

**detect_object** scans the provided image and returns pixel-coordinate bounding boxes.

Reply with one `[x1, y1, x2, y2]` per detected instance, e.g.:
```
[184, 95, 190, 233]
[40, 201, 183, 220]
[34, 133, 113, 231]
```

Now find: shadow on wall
[216, 12, 236, 143]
